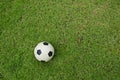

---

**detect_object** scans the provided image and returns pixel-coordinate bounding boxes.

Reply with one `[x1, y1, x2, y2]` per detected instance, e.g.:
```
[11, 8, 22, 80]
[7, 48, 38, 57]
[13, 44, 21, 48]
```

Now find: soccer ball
[34, 41, 54, 62]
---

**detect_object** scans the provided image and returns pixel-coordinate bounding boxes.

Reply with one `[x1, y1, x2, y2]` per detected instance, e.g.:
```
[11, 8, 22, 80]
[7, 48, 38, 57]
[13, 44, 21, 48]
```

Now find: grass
[0, 0, 120, 80]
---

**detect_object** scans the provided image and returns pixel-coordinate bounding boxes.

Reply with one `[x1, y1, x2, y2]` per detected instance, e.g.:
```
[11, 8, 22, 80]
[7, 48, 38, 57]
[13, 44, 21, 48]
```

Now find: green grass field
[0, 0, 120, 80]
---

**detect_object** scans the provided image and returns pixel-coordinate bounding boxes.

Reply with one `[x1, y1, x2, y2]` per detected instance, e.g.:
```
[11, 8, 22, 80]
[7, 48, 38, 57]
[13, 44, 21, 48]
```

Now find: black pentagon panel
[43, 42, 48, 45]
[48, 51, 53, 57]
[41, 60, 45, 62]
[37, 49, 41, 55]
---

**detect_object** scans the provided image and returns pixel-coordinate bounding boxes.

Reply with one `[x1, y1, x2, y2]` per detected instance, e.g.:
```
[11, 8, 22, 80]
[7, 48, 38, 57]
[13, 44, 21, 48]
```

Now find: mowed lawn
[0, 0, 120, 80]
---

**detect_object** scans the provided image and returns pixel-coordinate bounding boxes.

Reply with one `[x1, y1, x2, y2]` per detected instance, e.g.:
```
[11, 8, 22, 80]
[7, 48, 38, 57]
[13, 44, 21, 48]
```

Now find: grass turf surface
[0, 0, 120, 80]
